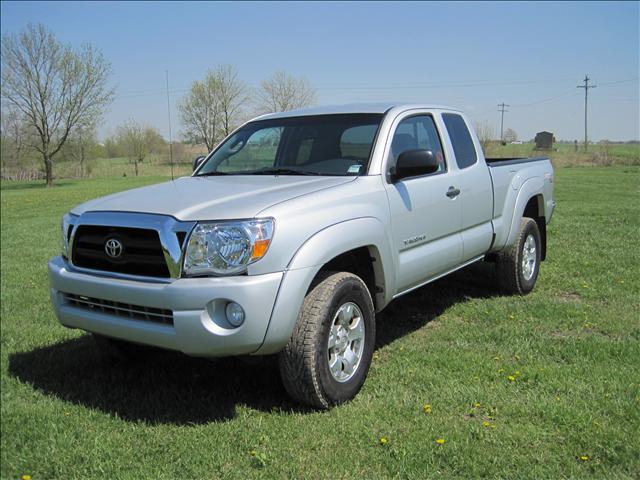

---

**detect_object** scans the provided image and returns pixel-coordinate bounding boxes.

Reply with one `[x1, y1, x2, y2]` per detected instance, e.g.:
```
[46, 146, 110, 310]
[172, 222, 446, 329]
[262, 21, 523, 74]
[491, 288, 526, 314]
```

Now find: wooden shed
[535, 131, 555, 150]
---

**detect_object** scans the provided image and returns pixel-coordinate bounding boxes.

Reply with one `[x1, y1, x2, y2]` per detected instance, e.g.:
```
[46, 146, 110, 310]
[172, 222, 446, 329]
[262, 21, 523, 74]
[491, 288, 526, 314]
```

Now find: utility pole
[577, 74, 596, 152]
[166, 70, 174, 180]
[498, 102, 509, 142]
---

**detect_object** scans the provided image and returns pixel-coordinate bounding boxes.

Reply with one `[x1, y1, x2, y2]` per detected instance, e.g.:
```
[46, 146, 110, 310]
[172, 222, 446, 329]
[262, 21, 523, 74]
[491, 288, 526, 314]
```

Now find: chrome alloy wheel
[327, 302, 365, 383]
[522, 234, 537, 281]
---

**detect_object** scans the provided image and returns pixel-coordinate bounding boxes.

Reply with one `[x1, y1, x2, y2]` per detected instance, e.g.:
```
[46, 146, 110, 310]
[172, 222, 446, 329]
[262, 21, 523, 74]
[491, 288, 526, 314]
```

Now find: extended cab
[49, 103, 555, 408]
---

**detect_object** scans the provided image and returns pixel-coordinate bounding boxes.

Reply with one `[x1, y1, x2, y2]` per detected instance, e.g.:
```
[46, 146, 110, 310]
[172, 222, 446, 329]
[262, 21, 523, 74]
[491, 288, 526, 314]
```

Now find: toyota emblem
[104, 238, 124, 259]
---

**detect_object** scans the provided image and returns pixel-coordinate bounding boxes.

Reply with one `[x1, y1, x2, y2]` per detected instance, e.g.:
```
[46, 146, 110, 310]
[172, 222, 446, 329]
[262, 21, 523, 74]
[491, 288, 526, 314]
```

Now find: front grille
[64, 293, 174, 326]
[72, 225, 170, 278]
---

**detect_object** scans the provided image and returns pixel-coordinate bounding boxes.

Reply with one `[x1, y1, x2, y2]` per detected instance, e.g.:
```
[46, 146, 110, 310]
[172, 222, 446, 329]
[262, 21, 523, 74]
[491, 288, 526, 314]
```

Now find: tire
[497, 217, 542, 294]
[92, 334, 146, 362]
[278, 271, 376, 409]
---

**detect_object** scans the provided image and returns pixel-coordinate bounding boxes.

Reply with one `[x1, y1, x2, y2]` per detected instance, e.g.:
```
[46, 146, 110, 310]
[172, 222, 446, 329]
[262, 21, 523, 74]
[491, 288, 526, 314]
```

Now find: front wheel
[278, 271, 376, 409]
[497, 217, 542, 294]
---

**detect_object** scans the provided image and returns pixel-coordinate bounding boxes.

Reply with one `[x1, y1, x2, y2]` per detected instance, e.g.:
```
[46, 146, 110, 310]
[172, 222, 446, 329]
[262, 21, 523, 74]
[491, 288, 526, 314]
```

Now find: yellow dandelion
[473, 402, 481, 408]
[379, 436, 388, 445]
[249, 450, 257, 457]
[435, 438, 445, 445]
[482, 421, 491, 428]
[21, 476, 31, 480]
[555, 396, 561, 401]
[515, 371, 521, 376]
[507, 375, 516, 382]
[498, 368, 505, 373]
[423, 404, 432, 414]
[580, 455, 589, 461]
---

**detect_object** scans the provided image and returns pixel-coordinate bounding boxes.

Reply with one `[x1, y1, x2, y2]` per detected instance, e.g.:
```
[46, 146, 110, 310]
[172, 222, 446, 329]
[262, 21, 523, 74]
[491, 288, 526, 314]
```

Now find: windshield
[195, 113, 383, 176]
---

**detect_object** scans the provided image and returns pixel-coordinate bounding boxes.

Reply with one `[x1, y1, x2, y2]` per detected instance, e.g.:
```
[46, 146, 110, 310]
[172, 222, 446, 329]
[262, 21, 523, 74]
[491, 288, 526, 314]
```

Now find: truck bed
[486, 156, 550, 167]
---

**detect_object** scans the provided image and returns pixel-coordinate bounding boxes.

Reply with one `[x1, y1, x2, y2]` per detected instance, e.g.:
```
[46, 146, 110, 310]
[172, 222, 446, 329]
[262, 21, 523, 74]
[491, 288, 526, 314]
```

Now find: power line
[498, 103, 509, 141]
[577, 74, 596, 152]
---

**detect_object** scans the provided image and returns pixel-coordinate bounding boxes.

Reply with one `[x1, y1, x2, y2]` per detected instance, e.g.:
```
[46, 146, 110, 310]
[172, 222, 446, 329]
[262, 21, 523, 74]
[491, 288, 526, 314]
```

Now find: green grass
[484, 142, 639, 167]
[1, 167, 639, 479]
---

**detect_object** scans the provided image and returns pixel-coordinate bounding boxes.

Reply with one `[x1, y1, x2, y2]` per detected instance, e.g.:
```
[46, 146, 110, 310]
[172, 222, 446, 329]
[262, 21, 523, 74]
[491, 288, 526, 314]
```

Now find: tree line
[1, 24, 316, 185]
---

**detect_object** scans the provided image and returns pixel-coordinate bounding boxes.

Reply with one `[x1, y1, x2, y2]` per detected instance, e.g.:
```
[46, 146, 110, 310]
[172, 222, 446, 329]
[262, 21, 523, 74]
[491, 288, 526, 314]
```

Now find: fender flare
[288, 216, 396, 308]
[504, 177, 544, 248]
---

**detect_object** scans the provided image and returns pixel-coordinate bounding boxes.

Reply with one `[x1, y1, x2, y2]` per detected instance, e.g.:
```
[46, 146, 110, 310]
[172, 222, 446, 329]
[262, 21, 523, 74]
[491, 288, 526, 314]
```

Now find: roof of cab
[254, 102, 463, 121]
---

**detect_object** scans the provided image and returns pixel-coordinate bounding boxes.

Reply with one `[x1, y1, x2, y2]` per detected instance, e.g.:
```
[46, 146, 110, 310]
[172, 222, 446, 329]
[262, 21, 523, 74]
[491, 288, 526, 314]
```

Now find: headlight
[183, 218, 275, 276]
[61, 213, 77, 259]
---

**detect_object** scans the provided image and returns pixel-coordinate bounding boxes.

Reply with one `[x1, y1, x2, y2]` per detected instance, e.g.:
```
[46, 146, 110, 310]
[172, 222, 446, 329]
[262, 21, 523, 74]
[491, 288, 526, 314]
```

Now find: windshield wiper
[196, 171, 231, 176]
[252, 168, 323, 176]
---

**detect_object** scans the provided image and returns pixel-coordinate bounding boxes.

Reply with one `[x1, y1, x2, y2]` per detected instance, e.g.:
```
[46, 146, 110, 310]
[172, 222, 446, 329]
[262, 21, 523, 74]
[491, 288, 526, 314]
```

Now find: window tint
[199, 114, 382, 176]
[217, 127, 282, 172]
[341, 125, 378, 161]
[390, 115, 446, 174]
[442, 113, 477, 169]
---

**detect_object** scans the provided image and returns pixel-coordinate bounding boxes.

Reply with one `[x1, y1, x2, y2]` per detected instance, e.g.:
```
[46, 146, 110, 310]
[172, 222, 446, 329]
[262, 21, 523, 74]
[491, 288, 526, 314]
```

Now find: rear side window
[442, 113, 477, 169]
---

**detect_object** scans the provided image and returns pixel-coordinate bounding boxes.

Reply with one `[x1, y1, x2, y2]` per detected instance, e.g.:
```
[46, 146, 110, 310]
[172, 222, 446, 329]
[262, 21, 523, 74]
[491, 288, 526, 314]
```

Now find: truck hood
[71, 175, 355, 221]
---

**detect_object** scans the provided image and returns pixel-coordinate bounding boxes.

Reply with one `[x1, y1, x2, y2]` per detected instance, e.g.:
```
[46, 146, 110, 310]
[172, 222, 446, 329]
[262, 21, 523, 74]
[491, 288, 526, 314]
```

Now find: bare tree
[474, 120, 495, 153]
[1, 23, 114, 185]
[179, 65, 249, 151]
[503, 128, 518, 143]
[114, 120, 163, 176]
[215, 65, 250, 138]
[255, 71, 316, 114]
[64, 125, 98, 177]
[0, 106, 30, 169]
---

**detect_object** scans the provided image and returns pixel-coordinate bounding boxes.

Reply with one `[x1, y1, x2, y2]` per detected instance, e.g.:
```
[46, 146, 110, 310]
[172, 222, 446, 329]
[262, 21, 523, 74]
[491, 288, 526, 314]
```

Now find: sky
[1, 1, 638, 142]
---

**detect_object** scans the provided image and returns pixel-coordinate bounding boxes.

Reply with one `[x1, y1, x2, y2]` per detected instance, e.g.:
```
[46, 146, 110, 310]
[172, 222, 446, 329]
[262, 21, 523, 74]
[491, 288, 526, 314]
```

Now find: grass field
[2, 142, 639, 182]
[1, 166, 639, 479]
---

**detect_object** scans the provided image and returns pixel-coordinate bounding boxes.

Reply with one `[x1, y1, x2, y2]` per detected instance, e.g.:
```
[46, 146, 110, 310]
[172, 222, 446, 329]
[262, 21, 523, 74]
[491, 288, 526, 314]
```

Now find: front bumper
[48, 256, 284, 357]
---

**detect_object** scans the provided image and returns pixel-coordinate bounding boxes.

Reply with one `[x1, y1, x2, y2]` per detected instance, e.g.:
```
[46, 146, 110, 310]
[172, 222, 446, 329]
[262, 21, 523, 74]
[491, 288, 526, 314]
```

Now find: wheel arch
[504, 178, 547, 260]
[255, 217, 394, 355]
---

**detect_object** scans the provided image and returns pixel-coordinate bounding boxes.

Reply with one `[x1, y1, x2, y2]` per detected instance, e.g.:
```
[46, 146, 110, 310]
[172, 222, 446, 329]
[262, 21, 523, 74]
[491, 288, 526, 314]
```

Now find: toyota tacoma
[49, 103, 555, 408]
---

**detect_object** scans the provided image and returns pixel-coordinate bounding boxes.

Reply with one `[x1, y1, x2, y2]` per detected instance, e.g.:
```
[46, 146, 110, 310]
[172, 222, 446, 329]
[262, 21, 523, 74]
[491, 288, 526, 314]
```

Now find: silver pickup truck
[49, 103, 555, 408]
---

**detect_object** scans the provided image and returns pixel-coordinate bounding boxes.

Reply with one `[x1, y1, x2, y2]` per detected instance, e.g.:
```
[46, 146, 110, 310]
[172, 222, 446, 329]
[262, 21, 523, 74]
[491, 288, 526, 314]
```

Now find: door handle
[446, 186, 461, 198]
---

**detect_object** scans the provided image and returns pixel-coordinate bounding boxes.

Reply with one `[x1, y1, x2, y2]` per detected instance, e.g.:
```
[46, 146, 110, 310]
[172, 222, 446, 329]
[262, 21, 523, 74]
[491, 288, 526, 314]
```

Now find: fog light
[225, 302, 245, 327]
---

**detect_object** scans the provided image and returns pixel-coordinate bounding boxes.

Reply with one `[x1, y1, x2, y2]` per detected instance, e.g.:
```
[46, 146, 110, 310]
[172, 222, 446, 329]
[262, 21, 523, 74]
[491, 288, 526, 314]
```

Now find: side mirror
[193, 155, 206, 172]
[391, 149, 439, 181]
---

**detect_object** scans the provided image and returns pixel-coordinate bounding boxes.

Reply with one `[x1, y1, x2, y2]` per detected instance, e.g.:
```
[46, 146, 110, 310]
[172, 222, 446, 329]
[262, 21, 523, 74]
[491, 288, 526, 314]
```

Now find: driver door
[383, 113, 463, 293]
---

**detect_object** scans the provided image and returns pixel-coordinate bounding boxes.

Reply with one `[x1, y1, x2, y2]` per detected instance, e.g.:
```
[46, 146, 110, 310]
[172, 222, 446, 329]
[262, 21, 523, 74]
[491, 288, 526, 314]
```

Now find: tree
[114, 120, 163, 176]
[62, 126, 99, 177]
[179, 65, 249, 151]
[215, 65, 250, 138]
[474, 120, 495, 153]
[503, 128, 518, 143]
[1, 23, 114, 185]
[0, 106, 30, 169]
[255, 71, 316, 114]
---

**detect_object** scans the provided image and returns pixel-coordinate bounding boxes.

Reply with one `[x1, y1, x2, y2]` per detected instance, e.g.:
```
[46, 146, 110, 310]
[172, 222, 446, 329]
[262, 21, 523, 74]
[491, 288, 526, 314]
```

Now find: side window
[390, 115, 446, 174]
[442, 113, 477, 169]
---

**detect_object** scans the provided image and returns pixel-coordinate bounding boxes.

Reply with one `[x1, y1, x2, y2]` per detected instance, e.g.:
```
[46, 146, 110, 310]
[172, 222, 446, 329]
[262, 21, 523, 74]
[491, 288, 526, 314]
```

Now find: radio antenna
[166, 70, 174, 180]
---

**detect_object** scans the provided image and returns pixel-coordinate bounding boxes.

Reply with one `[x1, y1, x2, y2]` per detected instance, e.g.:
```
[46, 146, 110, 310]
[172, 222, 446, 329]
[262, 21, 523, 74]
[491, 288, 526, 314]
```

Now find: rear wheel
[497, 217, 542, 294]
[278, 271, 375, 409]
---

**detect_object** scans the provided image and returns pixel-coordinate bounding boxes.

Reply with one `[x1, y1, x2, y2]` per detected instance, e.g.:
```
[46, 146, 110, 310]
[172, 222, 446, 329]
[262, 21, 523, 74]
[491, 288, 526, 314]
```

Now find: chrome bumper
[48, 256, 284, 357]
